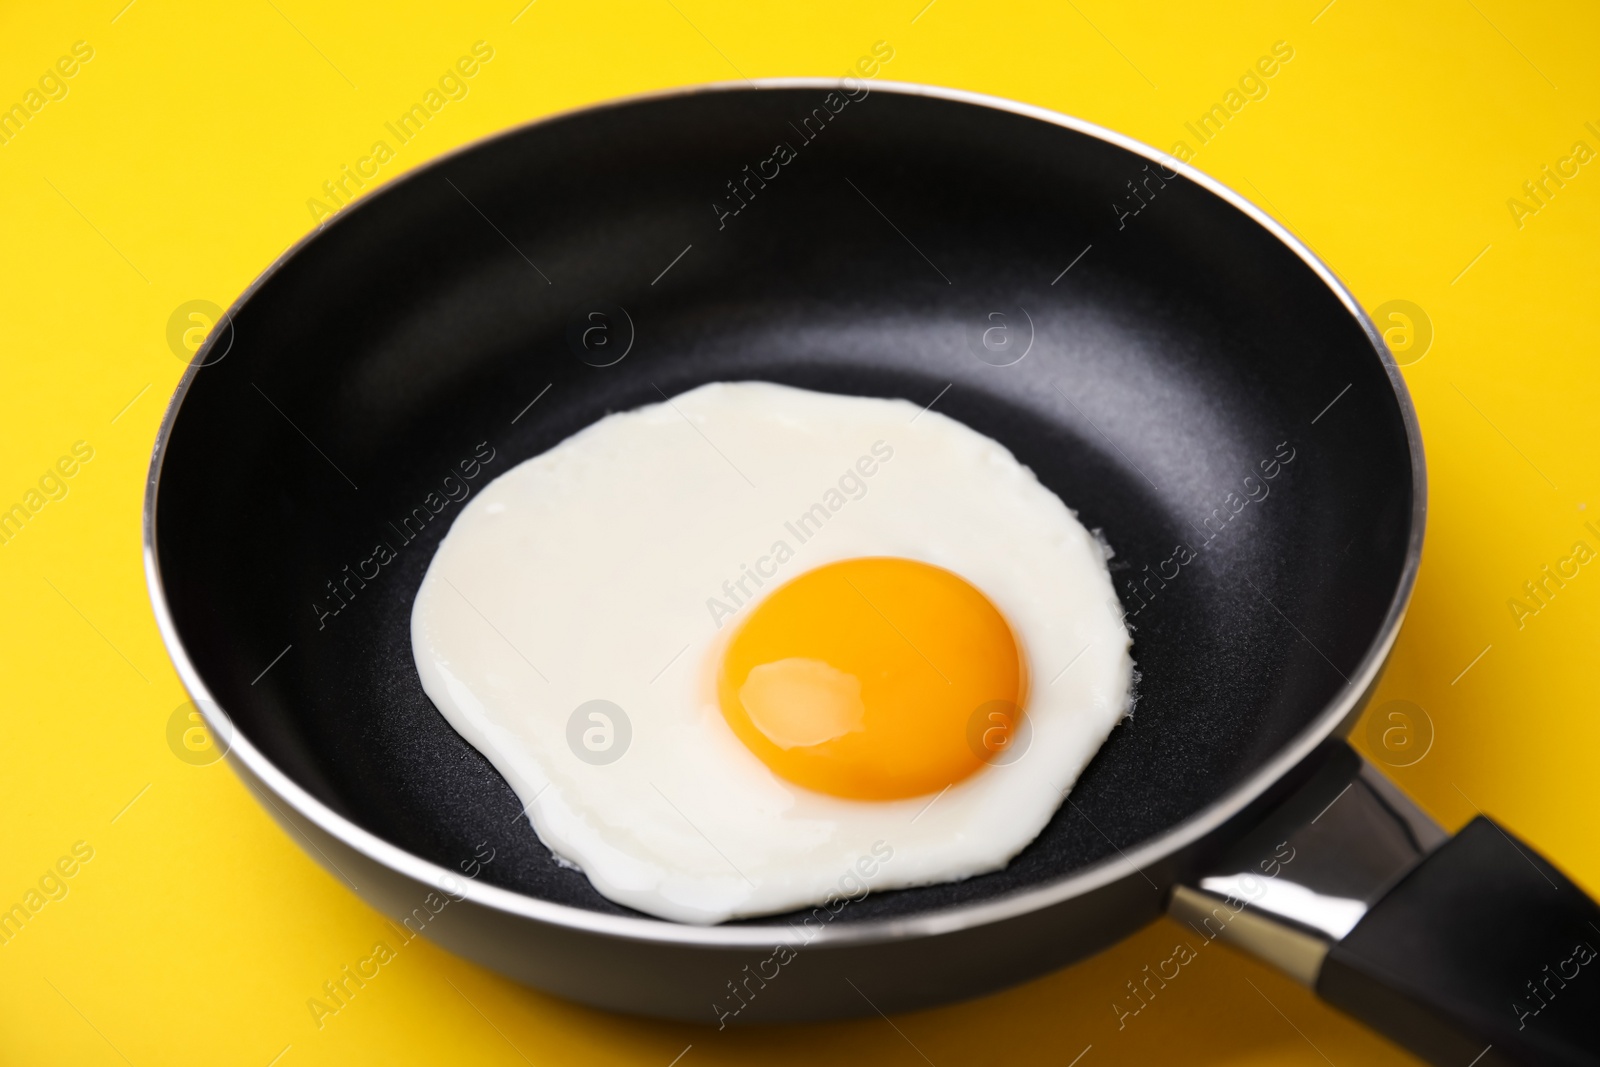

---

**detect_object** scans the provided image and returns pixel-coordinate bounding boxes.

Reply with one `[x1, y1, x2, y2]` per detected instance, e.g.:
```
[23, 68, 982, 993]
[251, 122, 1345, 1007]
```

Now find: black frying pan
[146, 82, 1599, 1065]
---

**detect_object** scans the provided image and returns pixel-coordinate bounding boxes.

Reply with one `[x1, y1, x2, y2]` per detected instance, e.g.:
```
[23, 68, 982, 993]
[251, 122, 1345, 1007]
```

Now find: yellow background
[3, 0, 1597, 1063]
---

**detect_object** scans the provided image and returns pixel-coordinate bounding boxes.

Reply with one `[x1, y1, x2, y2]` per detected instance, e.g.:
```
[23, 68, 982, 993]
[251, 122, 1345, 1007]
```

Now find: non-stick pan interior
[155, 86, 1414, 925]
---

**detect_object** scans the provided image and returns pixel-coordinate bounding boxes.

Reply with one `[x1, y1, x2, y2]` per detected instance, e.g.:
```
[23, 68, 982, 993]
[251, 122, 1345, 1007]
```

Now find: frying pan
[145, 81, 1600, 1064]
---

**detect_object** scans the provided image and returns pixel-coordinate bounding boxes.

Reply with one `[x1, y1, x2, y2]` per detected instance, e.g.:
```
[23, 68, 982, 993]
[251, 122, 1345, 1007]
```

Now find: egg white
[411, 382, 1134, 924]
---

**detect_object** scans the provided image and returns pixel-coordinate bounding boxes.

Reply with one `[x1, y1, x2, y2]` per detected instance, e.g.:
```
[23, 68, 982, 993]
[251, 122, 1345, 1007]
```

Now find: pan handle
[1169, 742, 1600, 1066]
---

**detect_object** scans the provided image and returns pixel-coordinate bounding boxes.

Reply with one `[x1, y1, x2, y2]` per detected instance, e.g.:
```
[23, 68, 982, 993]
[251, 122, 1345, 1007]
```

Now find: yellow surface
[2, 0, 1597, 1063]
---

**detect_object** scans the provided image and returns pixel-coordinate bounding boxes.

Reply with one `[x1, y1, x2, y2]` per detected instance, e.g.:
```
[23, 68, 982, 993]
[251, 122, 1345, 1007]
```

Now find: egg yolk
[717, 557, 1028, 800]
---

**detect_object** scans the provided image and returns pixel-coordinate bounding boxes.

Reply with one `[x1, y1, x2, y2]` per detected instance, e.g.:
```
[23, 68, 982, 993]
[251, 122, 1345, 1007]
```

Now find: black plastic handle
[1318, 816, 1600, 1066]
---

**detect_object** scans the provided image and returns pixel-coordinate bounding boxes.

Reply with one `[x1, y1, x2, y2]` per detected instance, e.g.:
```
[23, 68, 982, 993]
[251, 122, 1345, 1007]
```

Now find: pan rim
[143, 77, 1427, 950]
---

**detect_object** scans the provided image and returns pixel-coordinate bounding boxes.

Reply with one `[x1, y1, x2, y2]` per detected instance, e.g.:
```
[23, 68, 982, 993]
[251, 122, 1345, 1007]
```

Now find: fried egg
[411, 382, 1133, 924]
